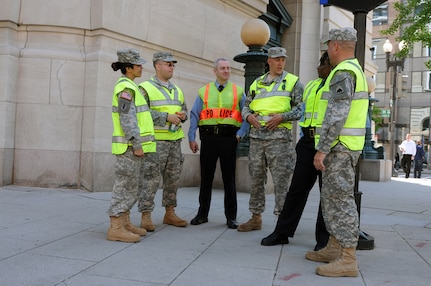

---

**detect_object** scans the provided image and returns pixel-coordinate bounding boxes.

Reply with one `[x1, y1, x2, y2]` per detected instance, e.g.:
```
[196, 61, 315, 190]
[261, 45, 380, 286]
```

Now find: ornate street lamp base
[357, 231, 375, 250]
[354, 189, 375, 250]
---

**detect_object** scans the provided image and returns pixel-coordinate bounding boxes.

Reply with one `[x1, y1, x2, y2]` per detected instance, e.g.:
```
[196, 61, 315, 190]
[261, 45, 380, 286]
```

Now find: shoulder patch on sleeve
[329, 72, 354, 101]
[120, 92, 132, 101]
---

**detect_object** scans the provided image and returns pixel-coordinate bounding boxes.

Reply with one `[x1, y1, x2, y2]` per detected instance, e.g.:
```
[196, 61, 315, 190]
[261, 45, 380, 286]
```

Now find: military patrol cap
[323, 27, 357, 44]
[268, 47, 287, 58]
[117, 49, 147, 65]
[153, 52, 177, 63]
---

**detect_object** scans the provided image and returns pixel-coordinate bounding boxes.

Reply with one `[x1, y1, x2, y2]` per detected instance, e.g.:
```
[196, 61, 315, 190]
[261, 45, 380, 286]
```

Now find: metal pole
[393, 66, 399, 170]
[389, 82, 395, 175]
[233, 46, 267, 157]
[387, 52, 400, 177]
[353, 11, 367, 69]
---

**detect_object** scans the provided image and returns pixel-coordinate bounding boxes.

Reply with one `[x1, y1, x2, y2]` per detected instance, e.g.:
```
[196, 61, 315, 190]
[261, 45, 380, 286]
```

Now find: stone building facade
[0, 0, 375, 192]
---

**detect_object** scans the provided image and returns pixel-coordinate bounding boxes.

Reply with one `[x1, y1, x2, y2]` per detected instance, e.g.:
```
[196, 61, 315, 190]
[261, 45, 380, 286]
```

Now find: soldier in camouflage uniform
[238, 47, 303, 232]
[305, 28, 369, 278]
[107, 49, 157, 243]
[261, 52, 332, 249]
[138, 52, 188, 230]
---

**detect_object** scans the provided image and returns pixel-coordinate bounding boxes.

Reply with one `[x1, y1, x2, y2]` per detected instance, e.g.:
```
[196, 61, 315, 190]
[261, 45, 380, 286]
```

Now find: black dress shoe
[261, 231, 289, 246]
[190, 215, 208, 225]
[226, 219, 238, 229]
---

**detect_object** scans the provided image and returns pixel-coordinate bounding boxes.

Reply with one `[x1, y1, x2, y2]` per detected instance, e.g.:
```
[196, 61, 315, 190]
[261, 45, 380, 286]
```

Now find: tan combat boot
[123, 211, 147, 236]
[305, 235, 341, 262]
[141, 211, 155, 232]
[237, 213, 262, 232]
[163, 206, 188, 227]
[107, 214, 140, 243]
[316, 247, 358, 277]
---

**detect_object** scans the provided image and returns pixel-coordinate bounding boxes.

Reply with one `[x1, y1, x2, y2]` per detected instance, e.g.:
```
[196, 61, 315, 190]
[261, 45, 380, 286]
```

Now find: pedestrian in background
[107, 49, 156, 243]
[399, 133, 416, 178]
[138, 52, 188, 231]
[261, 51, 331, 249]
[414, 140, 425, 178]
[305, 27, 369, 277]
[238, 47, 303, 232]
[188, 58, 249, 229]
[394, 152, 401, 170]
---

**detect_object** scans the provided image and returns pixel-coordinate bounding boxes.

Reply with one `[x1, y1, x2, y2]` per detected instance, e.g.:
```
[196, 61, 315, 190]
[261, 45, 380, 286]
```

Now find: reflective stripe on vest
[112, 77, 156, 154]
[198, 82, 243, 127]
[314, 59, 369, 151]
[112, 105, 150, 113]
[249, 71, 298, 129]
[112, 134, 155, 144]
[139, 79, 185, 141]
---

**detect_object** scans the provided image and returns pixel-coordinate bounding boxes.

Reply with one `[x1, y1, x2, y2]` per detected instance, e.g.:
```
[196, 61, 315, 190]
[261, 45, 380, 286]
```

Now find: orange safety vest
[198, 82, 243, 127]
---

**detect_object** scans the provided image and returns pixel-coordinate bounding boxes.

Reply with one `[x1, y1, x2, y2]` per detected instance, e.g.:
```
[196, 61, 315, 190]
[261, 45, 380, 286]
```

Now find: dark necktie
[218, 85, 224, 92]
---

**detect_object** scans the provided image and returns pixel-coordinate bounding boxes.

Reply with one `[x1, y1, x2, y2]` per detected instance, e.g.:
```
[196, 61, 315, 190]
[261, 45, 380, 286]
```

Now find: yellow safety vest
[249, 71, 299, 129]
[315, 59, 369, 151]
[112, 77, 156, 155]
[198, 82, 243, 127]
[139, 79, 185, 141]
[299, 78, 323, 128]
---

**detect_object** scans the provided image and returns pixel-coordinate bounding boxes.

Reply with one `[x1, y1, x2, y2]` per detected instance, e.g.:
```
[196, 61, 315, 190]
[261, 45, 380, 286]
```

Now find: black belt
[403, 154, 412, 156]
[199, 125, 238, 136]
[302, 127, 315, 138]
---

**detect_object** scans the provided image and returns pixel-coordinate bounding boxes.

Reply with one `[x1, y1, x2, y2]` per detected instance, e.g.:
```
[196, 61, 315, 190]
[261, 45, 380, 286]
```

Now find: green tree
[380, 0, 431, 70]
[372, 105, 384, 133]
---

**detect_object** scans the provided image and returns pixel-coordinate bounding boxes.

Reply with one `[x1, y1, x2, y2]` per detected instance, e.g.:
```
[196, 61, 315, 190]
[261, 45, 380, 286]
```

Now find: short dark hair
[319, 51, 329, 66]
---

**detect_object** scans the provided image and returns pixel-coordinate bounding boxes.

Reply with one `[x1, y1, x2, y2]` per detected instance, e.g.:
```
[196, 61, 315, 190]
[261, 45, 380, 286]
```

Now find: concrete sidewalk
[1, 173, 430, 286]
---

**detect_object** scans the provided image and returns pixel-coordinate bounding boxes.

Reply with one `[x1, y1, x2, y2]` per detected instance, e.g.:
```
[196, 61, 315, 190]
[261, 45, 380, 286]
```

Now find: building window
[412, 72, 423, 93]
[415, 0, 427, 15]
[375, 72, 386, 93]
[425, 45, 431, 57]
[371, 45, 377, 60]
[424, 25, 431, 56]
[372, 3, 388, 26]
[259, 0, 292, 48]
[425, 71, 431, 90]
[423, 117, 429, 131]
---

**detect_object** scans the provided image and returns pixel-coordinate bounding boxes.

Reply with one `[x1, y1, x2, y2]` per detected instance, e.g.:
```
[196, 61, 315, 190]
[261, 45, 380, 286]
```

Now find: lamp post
[383, 39, 405, 177]
[362, 77, 380, 159]
[234, 19, 270, 156]
[353, 77, 378, 251]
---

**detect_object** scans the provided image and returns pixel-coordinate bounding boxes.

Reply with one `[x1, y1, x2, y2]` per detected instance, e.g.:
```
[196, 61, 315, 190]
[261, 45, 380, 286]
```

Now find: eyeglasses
[158, 62, 175, 68]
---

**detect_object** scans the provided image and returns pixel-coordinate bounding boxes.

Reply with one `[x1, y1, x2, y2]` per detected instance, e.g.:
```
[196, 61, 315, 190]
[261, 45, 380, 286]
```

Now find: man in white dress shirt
[399, 133, 416, 178]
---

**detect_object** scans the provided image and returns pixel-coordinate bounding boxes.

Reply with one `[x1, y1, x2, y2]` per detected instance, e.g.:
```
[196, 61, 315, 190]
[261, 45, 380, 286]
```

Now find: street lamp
[234, 19, 270, 93]
[383, 39, 405, 177]
[234, 19, 270, 156]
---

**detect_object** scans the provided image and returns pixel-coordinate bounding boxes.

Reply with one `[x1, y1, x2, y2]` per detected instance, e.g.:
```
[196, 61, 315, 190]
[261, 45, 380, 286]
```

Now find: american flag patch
[120, 92, 132, 100]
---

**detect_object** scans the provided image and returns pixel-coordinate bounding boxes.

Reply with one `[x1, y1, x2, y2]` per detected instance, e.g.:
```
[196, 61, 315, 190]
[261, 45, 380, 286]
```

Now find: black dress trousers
[274, 132, 329, 248]
[197, 132, 238, 220]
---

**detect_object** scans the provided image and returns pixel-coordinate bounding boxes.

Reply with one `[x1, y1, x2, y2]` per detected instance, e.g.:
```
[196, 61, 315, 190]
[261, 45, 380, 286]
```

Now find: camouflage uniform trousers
[321, 143, 360, 248]
[108, 148, 158, 216]
[138, 140, 183, 212]
[248, 137, 296, 215]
